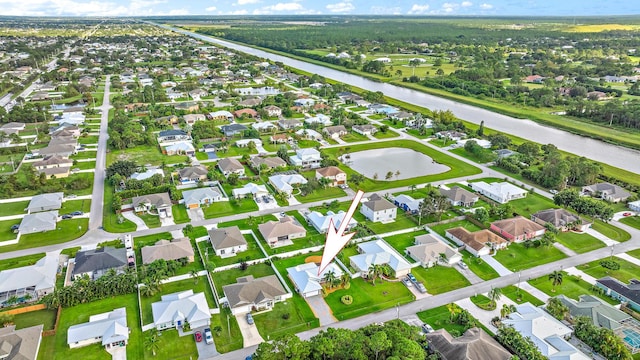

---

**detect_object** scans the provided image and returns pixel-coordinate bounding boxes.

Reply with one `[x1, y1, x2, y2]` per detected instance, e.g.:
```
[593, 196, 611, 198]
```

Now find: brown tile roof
[316, 166, 345, 177]
[141, 237, 194, 264]
[208, 226, 246, 250]
[258, 216, 306, 240]
[222, 275, 287, 309]
[491, 216, 546, 236]
[446, 227, 506, 251]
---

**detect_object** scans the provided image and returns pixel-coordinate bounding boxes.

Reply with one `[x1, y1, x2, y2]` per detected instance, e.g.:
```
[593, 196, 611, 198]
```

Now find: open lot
[493, 242, 567, 272]
[202, 199, 258, 219]
[555, 231, 605, 254]
[528, 272, 619, 306]
[576, 258, 640, 284]
[411, 265, 471, 294]
[253, 295, 319, 340]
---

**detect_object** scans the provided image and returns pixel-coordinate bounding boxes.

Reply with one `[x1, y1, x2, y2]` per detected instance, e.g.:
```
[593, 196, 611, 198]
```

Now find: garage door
[188, 204, 199, 209]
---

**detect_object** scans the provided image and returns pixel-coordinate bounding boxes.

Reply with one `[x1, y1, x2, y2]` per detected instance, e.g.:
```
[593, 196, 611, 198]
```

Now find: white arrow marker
[318, 190, 365, 275]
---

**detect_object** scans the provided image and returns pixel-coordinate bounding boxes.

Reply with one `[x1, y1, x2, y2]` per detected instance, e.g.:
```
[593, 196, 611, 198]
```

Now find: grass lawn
[139, 278, 216, 325]
[0, 200, 28, 216]
[1, 218, 89, 253]
[102, 183, 136, 233]
[77, 136, 99, 145]
[528, 272, 619, 306]
[172, 205, 189, 224]
[138, 213, 161, 228]
[70, 151, 97, 160]
[254, 296, 319, 340]
[383, 230, 428, 255]
[461, 251, 500, 281]
[591, 219, 631, 242]
[0, 219, 20, 241]
[507, 192, 556, 218]
[412, 265, 471, 294]
[417, 304, 474, 334]
[202, 199, 258, 219]
[60, 199, 91, 214]
[321, 140, 481, 192]
[199, 233, 267, 268]
[296, 186, 346, 203]
[493, 242, 567, 271]
[324, 277, 415, 321]
[210, 308, 243, 353]
[502, 285, 544, 306]
[619, 216, 640, 230]
[555, 231, 605, 254]
[106, 145, 188, 166]
[373, 129, 400, 139]
[380, 120, 405, 129]
[0, 252, 45, 271]
[10, 308, 57, 330]
[429, 220, 483, 238]
[74, 161, 97, 170]
[211, 262, 275, 296]
[342, 132, 369, 142]
[272, 250, 322, 290]
[576, 258, 640, 284]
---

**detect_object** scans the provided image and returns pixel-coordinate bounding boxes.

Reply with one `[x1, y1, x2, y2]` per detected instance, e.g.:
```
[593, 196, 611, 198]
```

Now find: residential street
[88, 75, 111, 231]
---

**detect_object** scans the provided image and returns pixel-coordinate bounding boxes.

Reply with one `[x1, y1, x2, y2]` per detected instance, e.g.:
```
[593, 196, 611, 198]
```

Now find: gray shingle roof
[222, 275, 287, 309]
[72, 247, 127, 276]
[208, 226, 246, 250]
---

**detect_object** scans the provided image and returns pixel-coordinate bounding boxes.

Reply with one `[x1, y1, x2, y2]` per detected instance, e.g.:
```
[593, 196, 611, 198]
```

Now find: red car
[623, 212, 632, 217]
[194, 331, 203, 342]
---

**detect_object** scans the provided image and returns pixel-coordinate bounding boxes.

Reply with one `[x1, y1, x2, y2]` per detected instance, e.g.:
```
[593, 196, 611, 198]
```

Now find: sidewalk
[564, 266, 598, 285]
[480, 255, 512, 276]
[585, 228, 617, 246]
[519, 282, 550, 303]
[616, 253, 640, 267]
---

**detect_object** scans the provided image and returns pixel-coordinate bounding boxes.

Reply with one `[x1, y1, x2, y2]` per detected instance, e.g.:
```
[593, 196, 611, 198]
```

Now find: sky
[0, 0, 637, 17]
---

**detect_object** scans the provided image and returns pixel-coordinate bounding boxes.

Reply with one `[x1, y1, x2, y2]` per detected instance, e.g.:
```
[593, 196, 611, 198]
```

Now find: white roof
[0, 251, 60, 293]
[67, 307, 129, 346]
[304, 114, 331, 125]
[295, 148, 321, 160]
[19, 211, 58, 234]
[182, 187, 221, 205]
[27, 192, 63, 212]
[295, 129, 322, 138]
[130, 168, 164, 181]
[287, 262, 343, 295]
[307, 210, 358, 233]
[269, 174, 308, 192]
[236, 138, 262, 146]
[252, 122, 275, 131]
[471, 181, 527, 197]
[393, 194, 422, 212]
[152, 290, 210, 327]
[209, 110, 233, 119]
[165, 141, 195, 152]
[232, 183, 268, 197]
[350, 240, 411, 274]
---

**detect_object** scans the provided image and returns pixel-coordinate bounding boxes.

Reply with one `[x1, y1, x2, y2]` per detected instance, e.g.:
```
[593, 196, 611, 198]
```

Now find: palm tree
[446, 303, 461, 323]
[548, 270, 564, 292]
[488, 287, 503, 306]
[323, 270, 337, 289]
[190, 270, 199, 285]
[144, 330, 160, 356]
[368, 264, 381, 286]
[340, 273, 351, 288]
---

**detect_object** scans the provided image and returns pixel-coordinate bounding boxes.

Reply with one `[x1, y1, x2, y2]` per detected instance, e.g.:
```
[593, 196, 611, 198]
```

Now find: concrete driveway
[193, 327, 219, 359]
[235, 314, 264, 347]
[304, 296, 337, 326]
[120, 211, 148, 231]
[188, 208, 205, 222]
[256, 197, 279, 211]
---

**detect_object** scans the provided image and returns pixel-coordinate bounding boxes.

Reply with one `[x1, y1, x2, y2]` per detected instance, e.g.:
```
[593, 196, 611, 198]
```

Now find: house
[360, 193, 397, 222]
[495, 149, 519, 159]
[555, 295, 634, 332]
[0, 324, 43, 360]
[18, 211, 58, 234]
[323, 125, 348, 139]
[233, 108, 258, 119]
[235, 138, 262, 148]
[217, 158, 245, 178]
[178, 165, 208, 183]
[278, 119, 302, 130]
[596, 277, 640, 312]
[37, 144, 76, 158]
[305, 114, 331, 126]
[67, 308, 129, 349]
[263, 105, 282, 117]
[315, 166, 347, 187]
[0, 122, 25, 135]
[306, 210, 358, 234]
[232, 183, 269, 199]
[436, 130, 466, 141]
[188, 89, 207, 101]
[629, 200, 640, 212]
[208, 226, 247, 257]
[406, 234, 462, 267]
[181, 187, 223, 209]
[27, 192, 63, 213]
[258, 216, 306, 248]
[393, 194, 422, 214]
[250, 157, 286, 173]
[269, 173, 308, 197]
[130, 168, 164, 181]
[470, 181, 528, 204]
[131, 192, 172, 218]
[183, 113, 206, 125]
[503, 303, 590, 360]
[289, 148, 322, 168]
[352, 124, 377, 136]
[152, 290, 210, 331]
[295, 128, 322, 141]
[253, 121, 276, 132]
[141, 237, 195, 265]
[222, 275, 288, 315]
[350, 239, 412, 278]
[440, 186, 479, 207]
[446, 228, 508, 257]
[0, 251, 59, 306]
[157, 129, 191, 144]
[582, 182, 631, 203]
[490, 216, 546, 242]
[32, 155, 73, 179]
[287, 262, 343, 298]
[163, 141, 195, 156]
[208, 110, 234, 122]
[220, 123, 248, 137]
[531, 208, 592, 232]
[269, 133, 291, 144]
[425, 328, 512, 360]
[238, 98, 262, 107]
[173, 102, 199, 112]
[294, 98, 315, 107]
[72, 247, 127, 280]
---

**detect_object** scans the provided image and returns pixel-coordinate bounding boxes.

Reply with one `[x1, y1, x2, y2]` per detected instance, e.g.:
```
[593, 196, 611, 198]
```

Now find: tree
[548, 270, 563, 292]
[323, 270, 338, 289]
[488, 287, 503, 306]
[106, 160, 138, 180]
[368, 264, 382, 286]
[474, 207, 489, 223]
[446, 303, 461, 323]
[190, 269, 199, 284]
[227, 173, 240, 185]
[517, 141, 540, 159]
[368, 331, 392, 360]
[546, 297, 569, 320]
[144, 330, 160, 356]
[394, 170, 401, 180]
[276, 145, 289, 161]
[488, 134, 511, 149]
[385, 171, 393, 180]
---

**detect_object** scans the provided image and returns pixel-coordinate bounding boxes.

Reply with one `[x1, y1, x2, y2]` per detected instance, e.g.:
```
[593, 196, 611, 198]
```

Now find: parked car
[402, 277, 413, 287]
[61, 214, 73, 219]
[246, 313, 254, 325]
[194, 331, 203, 342]
[458, 262, 468, 270]
[549, 189, 558, 194]
[256, 198, 261, 203]
[10, 224, 19, 231]
[204, 328, 213, 345]
[422, 323, 434, 333]
[407, 273, 417, 284]
[70, 211, 84, 216]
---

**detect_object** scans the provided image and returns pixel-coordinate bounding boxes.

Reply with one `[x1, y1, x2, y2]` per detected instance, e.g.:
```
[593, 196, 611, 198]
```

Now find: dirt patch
[304, 255, 322, 264]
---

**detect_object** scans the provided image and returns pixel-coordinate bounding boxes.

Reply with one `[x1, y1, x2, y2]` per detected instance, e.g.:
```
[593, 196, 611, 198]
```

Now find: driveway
[188, 208, 205, 222]
[480, 255, 512, 276]
[120, 211, 148, 231]
[454, 296, 519, 334]
[305, 295, 337, 326]
[160, 216, 175, 227]
[256, 197, 279, 211]
[454, 265, 483, 285]
[105, 345, 126, 360]
[193, 326, 219, 359]
[236, 314, 264, 347]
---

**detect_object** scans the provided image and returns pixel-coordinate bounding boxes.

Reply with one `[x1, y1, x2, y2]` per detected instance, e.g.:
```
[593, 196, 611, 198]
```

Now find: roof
[596, 277, 640, 306]
[446, 227, 506, 251]
[258, 216, 306, 240]
[324, 125, 347, 135]
[0, 324, 44, 360]
[72, 247, 127, 276]
[18, 211, 58, 234]
[222, 275, 287, 309]
[251, 156, 286, 169]
[393, 194, 422, 212]
[130, 168, 164, 181]
[406, 234, 460, 263]
[27, 192, 63, 212]
[67, 308, 129, 346]
[287, 262, 343, 295]
[426, 327, 512, 360]
[440, 186, 478, 204]
[532, 208, 587, 228]
[307, 210, 358, 232]
[471, 181, 527, 198]
[221, 124, 248, 133]
[217, 157, 244, 172]
[556, 294, 630, 330]
[269, 174, 308, 192]
[132, 192, 172, 209]
[491, 216, 546, 236]
[182, 187, 222, 205]
[294, 148, 321, 160]
[316, 166, 345, 177]
[583, 182, 631, 199]
[159, 129, 187, 137]
[232, 183, 268, 197]
[152, 290, 210, 326]
[33, 155, 73, 167]
[0, 251, 60, 294]
[208, 226, 247, 250]
[178, 165, 208, 179]
[362, 193, 395, 212]
[351, 239, 411, 274]
[164, 141, 195, 153]
[141, 237, 195, 265]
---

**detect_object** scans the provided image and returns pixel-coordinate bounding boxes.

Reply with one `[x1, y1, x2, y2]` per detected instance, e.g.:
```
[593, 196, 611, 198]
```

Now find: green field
[0, 200, 29, 216]
[619, 216, 640, 230]
[0, 252, 45, 271]
[493, 242, 567, 271]
[528, 272, 619, 306]
[555, 231, 606, 254]
[501, 285, 544, 306]
[202, 199, 258, 219]
[210, 262, 275, 296]
[1, 218, 88, 253]
[412, 265, 471, 294]
[576, 258, 640, 284]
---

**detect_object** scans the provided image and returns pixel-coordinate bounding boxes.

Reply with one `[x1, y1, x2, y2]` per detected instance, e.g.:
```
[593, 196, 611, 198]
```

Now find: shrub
[341, 295, 353, 305]
[282, 313, 290, 320]
[599, 259, 620, 270]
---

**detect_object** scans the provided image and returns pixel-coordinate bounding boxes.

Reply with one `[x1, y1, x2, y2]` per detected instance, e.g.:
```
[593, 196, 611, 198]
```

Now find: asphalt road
[88, 75, 111, 231]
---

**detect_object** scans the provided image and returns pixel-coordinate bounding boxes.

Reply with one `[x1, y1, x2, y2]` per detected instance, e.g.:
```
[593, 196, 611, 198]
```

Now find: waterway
[345, 147, 449, 180]
[155, 23, 640, 175]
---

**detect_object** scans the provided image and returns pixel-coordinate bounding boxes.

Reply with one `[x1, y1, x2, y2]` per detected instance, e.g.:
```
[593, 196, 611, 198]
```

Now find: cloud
[235, 0, 259, 5]
[461, 1, 473, 7]
[407, 4, 430, 14]
[0, 0, 169, 16]
[370, 6, 401, 15]
[205, 6, 216, 11]
[326, 0, 355, 13]
[252, 1, 304, 13]
[480, 3, 493, 9]
[222, 9, 248, 15]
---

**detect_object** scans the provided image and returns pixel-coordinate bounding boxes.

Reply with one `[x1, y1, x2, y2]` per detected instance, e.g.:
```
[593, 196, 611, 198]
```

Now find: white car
[204, 328, 213, 345]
